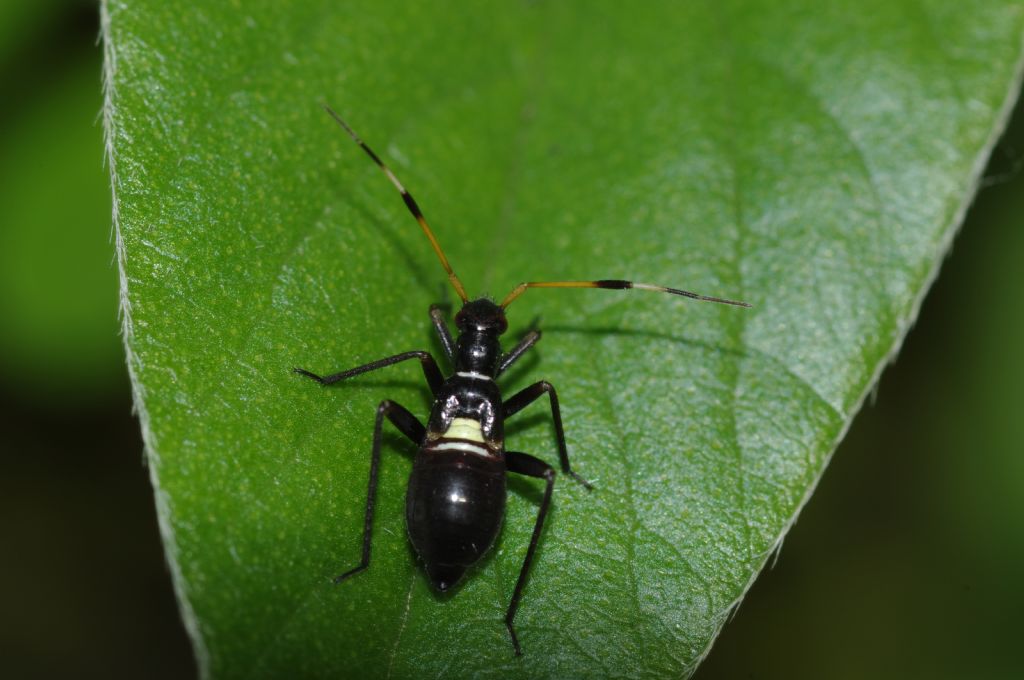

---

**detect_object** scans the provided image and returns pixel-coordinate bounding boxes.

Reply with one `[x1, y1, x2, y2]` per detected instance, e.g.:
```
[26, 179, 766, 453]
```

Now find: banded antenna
[324, 105, 469, 303]
[501, 279, 751, 309]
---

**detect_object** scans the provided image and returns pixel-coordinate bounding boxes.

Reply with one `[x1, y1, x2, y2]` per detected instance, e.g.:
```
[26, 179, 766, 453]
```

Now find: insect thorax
[426, 375, 504, 450]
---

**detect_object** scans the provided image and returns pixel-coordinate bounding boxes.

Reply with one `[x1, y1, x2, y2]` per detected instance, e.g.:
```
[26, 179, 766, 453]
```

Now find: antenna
[324, 105, 469, 302]
[500, 279, 751, 308]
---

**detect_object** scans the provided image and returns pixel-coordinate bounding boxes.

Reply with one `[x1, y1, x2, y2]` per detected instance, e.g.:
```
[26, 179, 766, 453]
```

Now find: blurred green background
[0, 2, 1020, 678]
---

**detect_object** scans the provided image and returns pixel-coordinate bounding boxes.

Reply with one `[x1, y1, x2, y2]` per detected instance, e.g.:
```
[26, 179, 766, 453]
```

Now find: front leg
[496, 330, 541, 377]
[504, 381, 592, 489]
[429, 304, 455, 362]
[294, 350, 444, 395]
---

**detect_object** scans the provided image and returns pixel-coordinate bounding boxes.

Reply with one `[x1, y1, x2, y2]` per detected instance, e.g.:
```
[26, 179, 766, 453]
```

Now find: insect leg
[496, 330, 541, 377]
[504, 381, 592, 489]
[294, 350, 444, 395]
[334, 399, 425, 584]
[503, 450, 556, 657]
[429, 304, 455, 362]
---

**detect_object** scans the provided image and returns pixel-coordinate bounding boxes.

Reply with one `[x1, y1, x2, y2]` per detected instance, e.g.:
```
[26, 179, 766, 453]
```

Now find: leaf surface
[102, 1, 1024, 677]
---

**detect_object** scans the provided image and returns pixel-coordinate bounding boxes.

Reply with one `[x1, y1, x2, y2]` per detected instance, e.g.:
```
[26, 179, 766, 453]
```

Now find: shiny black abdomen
[406, 449, 506, 591]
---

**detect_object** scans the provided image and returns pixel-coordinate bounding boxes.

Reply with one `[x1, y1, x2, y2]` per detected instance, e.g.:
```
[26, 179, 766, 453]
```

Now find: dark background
[1, 2, 1020, 678]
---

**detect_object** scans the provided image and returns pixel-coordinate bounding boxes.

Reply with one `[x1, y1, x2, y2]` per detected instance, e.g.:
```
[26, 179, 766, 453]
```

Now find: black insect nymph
[294, 106, 750, 656]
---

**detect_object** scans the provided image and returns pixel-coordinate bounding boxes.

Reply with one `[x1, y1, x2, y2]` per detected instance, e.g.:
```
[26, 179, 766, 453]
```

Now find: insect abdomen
[406, 448, 506, 591]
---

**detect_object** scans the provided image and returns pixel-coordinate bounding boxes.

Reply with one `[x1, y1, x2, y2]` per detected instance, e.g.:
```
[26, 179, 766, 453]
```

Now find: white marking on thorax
[456, 371, 494, 382]
[444, 417, 486, 443]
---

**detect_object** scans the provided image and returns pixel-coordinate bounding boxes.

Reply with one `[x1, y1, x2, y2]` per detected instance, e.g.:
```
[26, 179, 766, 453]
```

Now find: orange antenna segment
[324, 105, 469, 302]
[500, 279, 751, 309]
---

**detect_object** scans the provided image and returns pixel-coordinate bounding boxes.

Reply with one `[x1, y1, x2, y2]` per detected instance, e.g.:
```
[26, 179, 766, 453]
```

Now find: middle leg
[504, 381, 592, 489]
[294, 350, 444, 395]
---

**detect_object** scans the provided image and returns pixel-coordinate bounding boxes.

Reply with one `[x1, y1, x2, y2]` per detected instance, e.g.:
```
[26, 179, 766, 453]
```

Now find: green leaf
[102, 1, 1024, 677]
